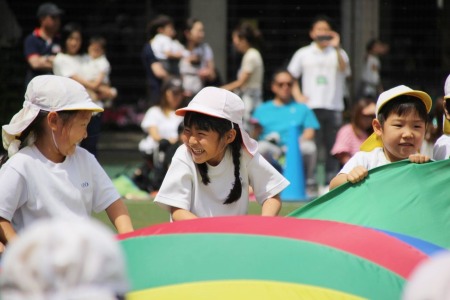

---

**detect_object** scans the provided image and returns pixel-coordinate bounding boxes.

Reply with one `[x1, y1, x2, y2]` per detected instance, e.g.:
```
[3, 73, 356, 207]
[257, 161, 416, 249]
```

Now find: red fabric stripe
[118, 216, 428, 278]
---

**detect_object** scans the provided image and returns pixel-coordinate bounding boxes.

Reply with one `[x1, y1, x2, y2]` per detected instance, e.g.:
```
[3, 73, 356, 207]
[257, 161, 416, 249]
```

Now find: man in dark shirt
[23, 2, 64, 86]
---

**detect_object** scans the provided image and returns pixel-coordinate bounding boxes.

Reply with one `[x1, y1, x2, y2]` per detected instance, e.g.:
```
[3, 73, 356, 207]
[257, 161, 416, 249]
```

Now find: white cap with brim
[176, 86, 258, 156]
[444, 74, 450, 100]
[360, 85, 432, 152]
[2, 75, 103, 156]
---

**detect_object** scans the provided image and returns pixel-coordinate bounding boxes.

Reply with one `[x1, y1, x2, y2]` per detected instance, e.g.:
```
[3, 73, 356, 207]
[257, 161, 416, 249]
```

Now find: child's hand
[409, 153, 430, 164]
[347, 166, 369, 183]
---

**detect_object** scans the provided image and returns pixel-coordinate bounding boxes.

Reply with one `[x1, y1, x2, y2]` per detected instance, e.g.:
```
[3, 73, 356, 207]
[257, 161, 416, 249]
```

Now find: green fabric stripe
[121, 234, 404, 300]
[288, 160, 450, 248]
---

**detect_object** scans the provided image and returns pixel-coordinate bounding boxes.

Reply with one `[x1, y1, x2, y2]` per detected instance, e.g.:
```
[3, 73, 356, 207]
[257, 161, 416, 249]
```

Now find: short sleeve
[247, 153, 290, 204]
[154, 155, 193, 211]
[241, 50, 259, 74]
[0, 165, 27, 221]
[302, 105, 320, 129]
[287, 49, 304, 79]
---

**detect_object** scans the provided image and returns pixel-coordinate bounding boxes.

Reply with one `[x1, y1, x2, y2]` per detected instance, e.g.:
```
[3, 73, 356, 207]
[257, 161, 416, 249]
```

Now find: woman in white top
[179, 18, 216, 98]
[135, 77, 185, 192]
[221, 22, 264, 130]
[154, 87, 289, 221]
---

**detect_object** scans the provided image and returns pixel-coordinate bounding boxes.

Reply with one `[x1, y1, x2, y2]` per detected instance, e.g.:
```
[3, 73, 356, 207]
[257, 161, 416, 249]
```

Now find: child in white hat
[329, 85, 432, 190]
[433, 74, 450, 160]
[0, 75, 133, 246]
[154, 86, 290, 220]
[0, 218, 128, 300]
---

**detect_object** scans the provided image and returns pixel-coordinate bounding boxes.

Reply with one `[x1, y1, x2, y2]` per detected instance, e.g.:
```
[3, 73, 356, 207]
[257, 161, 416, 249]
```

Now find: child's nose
[402, 128, 414, 138]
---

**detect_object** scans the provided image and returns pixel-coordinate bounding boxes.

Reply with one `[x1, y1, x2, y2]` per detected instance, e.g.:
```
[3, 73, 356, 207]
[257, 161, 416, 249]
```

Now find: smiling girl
[154, 87, 290, 221]
[0, 75, 133, 246]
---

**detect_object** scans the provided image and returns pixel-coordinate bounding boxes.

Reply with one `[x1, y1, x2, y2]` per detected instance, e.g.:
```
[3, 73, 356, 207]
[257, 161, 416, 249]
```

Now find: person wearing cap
[134, 76, 185, 192]
[0, 75, 133, 246]
[0, 218, 129, 300]
[433, 74, 450, 160]
[329, 85, 432, 190]
[24, 2, 64, 86]
[153, 86, 290, 221]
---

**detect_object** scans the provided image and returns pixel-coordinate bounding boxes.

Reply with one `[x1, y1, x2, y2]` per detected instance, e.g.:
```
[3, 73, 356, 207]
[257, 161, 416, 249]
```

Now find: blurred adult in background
[24, 2, 64, 86]
[252, 69, 320, 195]
[331, 98, 375, 166]
[287, 15, 351, 188]
[180, 18, 216, 99]
[222, 21, 264, 130]
[134, 76, 185, 193]
[52, 23, 106, 157]
[142, 19, 170, 107]
[358, 38, 389, 100]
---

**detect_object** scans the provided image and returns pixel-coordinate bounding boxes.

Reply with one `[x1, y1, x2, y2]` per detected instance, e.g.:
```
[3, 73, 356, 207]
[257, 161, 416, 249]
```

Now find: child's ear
[373, 119, 383, 136]
[226, 129, 237, 144]
[47, 112, 59, 131]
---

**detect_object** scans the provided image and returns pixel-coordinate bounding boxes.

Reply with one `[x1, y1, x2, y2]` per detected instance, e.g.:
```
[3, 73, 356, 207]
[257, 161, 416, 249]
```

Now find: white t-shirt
[151, 33, 186, 60]
[53, 53, 83, 78]
[79, 54, 111, 84]
[339, 147, 390, 174]
[138, 106, 183, 154]
[154, 145, 290, 217]
[433, 134, 450, 160]
[179, 43, 214, 94]
[0, 145, 120, 232]
[239, 47, 264, 91]
[287, 42, 351, 111]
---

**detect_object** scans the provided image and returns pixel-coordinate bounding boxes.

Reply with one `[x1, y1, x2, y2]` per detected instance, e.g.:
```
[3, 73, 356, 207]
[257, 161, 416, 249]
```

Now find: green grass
[93, 200, 306, 231]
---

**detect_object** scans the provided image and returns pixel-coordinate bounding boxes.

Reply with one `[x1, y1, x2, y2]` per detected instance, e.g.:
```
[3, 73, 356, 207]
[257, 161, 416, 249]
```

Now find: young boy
[329, 85, 432, 190]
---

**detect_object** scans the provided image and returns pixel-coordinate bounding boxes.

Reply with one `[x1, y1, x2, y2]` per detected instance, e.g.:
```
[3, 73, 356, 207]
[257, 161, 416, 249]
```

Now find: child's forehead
[384, 110, 425, 121]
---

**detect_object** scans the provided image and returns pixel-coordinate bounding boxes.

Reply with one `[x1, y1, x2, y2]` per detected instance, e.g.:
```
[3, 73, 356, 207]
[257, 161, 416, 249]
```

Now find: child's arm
[329, 166, 369, 190]
[0, 217, 17, 245]
[105, 199, 134, 234]
[261, 195, 282, 216]
[170, 207, 198, 221]
[409, 153, 430, 164]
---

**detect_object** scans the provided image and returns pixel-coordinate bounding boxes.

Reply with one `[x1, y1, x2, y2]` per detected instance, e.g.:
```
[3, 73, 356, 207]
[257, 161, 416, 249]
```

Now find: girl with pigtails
[154, 87, 290, 221]
[0, 75, 133, 247]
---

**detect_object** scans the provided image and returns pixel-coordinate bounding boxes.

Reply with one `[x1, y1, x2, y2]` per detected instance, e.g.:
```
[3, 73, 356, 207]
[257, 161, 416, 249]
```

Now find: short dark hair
[310, 14, 335, 30]
[146, 15, 173, 40]
[377, 95, 428, 126]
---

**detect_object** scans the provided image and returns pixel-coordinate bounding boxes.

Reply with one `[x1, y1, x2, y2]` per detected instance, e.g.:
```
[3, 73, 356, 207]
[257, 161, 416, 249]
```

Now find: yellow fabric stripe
[126, 280, 366, 300]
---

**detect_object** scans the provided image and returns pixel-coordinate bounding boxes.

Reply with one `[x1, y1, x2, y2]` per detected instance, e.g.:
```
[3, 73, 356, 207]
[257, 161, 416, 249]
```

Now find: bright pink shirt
[331, 124, 368, 157]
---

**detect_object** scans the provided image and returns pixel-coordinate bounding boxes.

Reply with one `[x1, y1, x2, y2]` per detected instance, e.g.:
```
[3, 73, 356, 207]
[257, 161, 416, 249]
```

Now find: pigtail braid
[198, 162, 210, 185]
[223, 129, 242, 204]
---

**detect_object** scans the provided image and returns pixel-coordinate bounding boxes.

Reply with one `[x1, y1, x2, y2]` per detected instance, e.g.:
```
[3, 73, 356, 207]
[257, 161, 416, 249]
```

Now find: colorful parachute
[118, 159, 449, 299]
[289, 159, 450, 248]
[118, 216, 443, 299]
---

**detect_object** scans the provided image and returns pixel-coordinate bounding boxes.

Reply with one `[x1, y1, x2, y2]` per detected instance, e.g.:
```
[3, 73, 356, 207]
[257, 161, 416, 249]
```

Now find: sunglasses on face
[275, 81, 293, 88]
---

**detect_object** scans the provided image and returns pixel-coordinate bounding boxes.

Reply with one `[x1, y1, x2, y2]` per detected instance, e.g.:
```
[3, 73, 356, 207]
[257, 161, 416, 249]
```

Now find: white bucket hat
[0, 218, 128, 300]
[176, 86, 258, 156]
[2, 75, 103, 156]
[402, 251, 450, 300]
[360, 85, 432, 151]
